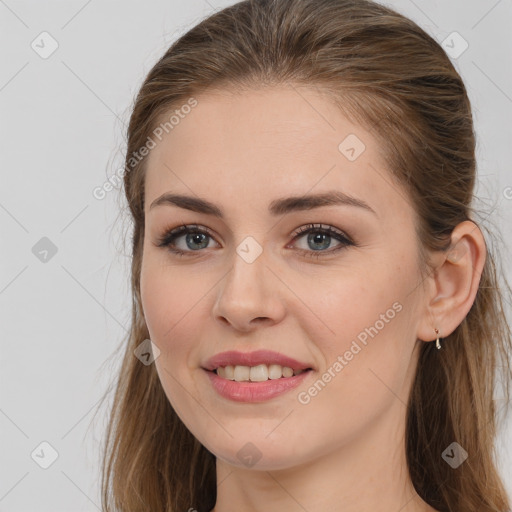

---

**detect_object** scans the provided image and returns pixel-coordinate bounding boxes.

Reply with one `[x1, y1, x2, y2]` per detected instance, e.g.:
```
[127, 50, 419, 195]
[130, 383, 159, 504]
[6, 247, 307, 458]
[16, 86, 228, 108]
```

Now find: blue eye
[156, 224, 217, 256]
[156, 222, 354, 259]
[290, 223, 354, 259]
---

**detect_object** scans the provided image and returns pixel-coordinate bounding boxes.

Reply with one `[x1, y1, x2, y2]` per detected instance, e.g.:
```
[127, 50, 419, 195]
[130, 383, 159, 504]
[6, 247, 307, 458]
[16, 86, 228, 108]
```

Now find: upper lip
[203, 350, 314, 371]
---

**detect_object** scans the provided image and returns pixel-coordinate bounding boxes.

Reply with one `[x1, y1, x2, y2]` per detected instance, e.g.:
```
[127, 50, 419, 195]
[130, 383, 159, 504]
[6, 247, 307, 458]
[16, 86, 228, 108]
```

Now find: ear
[416, 220, 487, 344]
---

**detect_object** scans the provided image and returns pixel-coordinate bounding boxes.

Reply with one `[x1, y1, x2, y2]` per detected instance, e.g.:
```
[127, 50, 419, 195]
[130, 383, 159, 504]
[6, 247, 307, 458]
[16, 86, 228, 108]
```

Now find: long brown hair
[95, 1, 512, 510]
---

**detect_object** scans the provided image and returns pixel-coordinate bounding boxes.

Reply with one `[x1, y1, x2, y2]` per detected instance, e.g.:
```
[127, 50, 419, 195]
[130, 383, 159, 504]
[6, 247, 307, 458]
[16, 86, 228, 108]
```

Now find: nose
[211, 248, 286, 332]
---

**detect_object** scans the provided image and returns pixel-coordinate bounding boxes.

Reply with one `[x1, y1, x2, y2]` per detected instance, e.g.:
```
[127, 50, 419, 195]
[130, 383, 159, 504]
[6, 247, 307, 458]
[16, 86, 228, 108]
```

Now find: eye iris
[187, 232, 209, 250]
[308, 232, 331, 251]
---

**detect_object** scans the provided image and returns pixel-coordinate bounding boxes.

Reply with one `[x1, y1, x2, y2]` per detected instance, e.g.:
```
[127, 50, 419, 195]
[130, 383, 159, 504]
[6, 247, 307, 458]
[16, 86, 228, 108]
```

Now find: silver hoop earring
[434, 328, 441, 350]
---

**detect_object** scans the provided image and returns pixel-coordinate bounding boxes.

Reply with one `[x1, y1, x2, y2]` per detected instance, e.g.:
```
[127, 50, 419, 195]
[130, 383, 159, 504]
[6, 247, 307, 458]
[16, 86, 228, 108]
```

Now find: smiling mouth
[211, 364, 313, 382]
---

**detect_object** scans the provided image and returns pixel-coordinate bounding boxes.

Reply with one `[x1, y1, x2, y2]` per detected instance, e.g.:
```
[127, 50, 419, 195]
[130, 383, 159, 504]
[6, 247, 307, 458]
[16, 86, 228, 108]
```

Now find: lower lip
[204, 369, 312, 402]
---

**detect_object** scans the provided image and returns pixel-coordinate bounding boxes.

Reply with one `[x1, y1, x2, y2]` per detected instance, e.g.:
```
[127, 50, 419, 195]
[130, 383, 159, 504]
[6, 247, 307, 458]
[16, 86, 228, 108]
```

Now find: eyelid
[156, 222, 355, 258]
[290, 223, 352, 242]
[155, 223, 219, 248]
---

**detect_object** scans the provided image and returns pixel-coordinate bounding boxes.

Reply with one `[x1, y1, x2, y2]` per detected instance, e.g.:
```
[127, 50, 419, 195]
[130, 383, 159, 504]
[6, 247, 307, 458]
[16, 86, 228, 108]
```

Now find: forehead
[143, 85, 405, 221]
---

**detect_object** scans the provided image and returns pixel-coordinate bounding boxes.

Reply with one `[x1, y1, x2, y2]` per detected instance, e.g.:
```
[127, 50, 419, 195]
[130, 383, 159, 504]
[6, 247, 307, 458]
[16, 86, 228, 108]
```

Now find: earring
[434, 328, 441, 350]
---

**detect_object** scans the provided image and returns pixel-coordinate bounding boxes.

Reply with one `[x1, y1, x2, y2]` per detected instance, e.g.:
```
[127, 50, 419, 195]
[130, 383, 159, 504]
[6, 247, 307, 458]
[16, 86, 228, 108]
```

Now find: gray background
[1, 0, 511, 510]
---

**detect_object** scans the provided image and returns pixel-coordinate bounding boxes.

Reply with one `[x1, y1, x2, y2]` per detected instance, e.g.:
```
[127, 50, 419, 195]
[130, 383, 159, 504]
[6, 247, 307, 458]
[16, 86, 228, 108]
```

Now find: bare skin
[140, 84, 486, 512]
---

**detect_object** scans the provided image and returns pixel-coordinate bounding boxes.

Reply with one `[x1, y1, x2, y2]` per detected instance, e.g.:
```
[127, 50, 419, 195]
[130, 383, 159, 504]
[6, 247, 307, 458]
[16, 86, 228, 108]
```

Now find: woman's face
[140, 85, 429, 470]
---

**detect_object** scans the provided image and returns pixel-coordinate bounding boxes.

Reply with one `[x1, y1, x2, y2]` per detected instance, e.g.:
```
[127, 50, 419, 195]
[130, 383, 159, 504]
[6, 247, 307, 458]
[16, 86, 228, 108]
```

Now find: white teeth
[233, 365, 250, 381]
[250, 364, 268, 382]
[282, 366, 294, 378]
[215, 364, 306, 382]
[224, 365, 235, 380]
[268, 364, 283, 380]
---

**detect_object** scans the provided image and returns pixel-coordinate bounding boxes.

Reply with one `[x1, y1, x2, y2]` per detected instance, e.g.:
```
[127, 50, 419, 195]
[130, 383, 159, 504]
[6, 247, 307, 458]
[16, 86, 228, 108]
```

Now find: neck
[210, 400, 436, 512]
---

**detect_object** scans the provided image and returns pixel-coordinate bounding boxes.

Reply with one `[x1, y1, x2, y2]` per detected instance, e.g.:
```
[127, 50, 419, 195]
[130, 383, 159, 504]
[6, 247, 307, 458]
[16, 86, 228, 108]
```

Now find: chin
[202, 434, 312, 472]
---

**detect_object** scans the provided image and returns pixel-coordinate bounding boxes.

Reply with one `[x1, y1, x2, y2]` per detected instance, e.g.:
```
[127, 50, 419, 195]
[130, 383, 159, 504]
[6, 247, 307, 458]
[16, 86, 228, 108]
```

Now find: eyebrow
[149, 190, 377, 217]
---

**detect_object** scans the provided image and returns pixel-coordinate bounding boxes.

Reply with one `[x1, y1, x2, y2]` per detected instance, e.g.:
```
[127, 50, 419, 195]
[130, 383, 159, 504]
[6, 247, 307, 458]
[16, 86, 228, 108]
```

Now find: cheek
[140, 253, 213, 375]
[140, 256, 208, 416]
[140, 258, 170, 340]
[294, 264, 407, 344]
[141, 251, 197, 335]
[291, 277, 412, 436]
[293, 262, 415, 391]
[140, 256, 185, 359]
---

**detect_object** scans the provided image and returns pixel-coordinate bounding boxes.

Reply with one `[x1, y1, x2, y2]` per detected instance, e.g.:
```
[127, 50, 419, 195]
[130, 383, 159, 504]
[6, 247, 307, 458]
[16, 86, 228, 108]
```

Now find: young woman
[98, 1, 512, 511]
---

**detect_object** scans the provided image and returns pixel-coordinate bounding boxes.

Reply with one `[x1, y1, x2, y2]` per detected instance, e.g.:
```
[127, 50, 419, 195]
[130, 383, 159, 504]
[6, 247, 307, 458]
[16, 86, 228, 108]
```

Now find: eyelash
[156, 223, 355, 260]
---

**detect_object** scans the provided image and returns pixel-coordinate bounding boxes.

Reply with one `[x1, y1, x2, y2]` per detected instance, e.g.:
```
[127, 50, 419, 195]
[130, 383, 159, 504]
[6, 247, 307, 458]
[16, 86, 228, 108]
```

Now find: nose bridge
[222, 241, 269, 303]
[212, 238, 284, 328]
